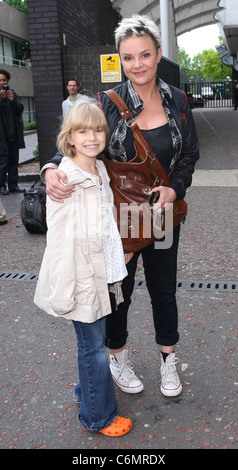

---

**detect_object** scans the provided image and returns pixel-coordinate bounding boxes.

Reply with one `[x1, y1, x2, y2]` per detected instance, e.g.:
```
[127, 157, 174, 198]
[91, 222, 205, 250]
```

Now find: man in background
[62, 79, 89, 116]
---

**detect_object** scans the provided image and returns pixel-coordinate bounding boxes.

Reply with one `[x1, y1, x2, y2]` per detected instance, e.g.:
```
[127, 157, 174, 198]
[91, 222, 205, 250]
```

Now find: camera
[1, 83, 9, 91]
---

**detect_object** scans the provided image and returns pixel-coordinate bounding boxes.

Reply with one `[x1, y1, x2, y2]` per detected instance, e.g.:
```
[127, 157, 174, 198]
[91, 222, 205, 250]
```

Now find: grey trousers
[0, 198, 7, 222]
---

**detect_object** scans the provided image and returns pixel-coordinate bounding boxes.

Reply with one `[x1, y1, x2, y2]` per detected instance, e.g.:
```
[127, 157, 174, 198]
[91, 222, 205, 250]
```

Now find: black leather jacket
[47, 80, 199, 200]
[99, 79, 199, 200]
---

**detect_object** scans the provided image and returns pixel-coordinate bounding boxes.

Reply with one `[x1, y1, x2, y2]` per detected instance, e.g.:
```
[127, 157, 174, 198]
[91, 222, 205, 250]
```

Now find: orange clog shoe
[100, 416, 132, 437]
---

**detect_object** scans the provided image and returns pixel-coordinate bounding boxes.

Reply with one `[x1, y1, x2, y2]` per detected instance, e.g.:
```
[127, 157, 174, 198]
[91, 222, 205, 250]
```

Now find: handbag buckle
[120, 175, 126, 188]
[121, 111, 136, 128]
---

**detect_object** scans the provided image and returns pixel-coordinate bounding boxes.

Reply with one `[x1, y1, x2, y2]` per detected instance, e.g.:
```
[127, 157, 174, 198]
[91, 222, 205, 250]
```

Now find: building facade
[27, 0, 121, 165]
[0, 1, 35, 124]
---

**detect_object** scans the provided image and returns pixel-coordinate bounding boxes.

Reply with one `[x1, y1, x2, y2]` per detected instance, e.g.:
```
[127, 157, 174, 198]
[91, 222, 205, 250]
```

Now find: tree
[178, 46, 232, 82]
[178, 47, 193, 81]
[199, 49, 232, 81]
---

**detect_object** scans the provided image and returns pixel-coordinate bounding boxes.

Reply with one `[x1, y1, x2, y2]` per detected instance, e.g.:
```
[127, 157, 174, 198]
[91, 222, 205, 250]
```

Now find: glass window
[2, 37, 13, 64]
[0, 36, 3, 59]
[20, 97, 35, 125]
[13, 40, 31, 61]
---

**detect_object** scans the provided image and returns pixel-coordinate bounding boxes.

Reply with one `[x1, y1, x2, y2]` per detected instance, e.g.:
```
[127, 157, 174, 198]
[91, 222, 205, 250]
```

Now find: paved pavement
[19, 130, 38, 165]
[0, 108, 237, 458]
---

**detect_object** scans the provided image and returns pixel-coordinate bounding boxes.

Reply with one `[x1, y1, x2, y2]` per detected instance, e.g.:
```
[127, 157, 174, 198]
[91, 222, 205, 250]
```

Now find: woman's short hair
[57, 100, 109, 158]
[115, 14, 161, 51]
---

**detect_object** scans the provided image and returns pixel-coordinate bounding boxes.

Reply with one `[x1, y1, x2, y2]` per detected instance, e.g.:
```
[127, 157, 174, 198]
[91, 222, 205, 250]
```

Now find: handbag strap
[103, 89, 157, 161]
[103, 89, 169, 186]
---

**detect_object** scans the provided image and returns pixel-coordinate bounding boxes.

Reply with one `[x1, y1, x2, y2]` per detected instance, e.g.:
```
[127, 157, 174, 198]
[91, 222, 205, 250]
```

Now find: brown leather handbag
[102, 89, 187, 253]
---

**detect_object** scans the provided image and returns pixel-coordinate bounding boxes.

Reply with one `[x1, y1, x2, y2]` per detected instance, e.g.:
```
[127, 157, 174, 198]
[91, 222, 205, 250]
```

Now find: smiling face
[119, 34, 162, 88]
[67, 127, 106, 162]
[57, 100, 109, 163]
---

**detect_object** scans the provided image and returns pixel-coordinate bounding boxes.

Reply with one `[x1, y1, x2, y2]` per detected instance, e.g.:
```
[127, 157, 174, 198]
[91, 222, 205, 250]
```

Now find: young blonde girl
[34, 100, 132, 436]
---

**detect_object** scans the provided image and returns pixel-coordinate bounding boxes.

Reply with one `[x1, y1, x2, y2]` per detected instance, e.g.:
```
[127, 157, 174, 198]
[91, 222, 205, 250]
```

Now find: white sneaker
[109, 349, 144, 394]
[160, 352, 182, 397]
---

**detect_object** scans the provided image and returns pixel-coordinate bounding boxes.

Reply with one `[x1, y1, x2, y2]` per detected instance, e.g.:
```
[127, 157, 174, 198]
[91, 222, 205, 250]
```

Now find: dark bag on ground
[20, 181, 47, 234]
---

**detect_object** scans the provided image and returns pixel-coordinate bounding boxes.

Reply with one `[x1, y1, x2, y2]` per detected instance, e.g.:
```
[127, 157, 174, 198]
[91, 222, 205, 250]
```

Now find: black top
[124, 123, 173, 175]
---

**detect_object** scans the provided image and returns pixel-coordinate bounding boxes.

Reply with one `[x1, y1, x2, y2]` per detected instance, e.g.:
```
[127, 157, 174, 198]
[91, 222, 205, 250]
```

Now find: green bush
[24, 121, 36, 131]
[33, 145, 39, 161]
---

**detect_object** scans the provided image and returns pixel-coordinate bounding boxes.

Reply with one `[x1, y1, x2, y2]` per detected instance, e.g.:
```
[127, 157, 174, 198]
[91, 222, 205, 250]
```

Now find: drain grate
[135, 278, 237, 292]
[0, 271, 38, 282]
[176, 279, 237, 292]
[0, 271, 237, 292]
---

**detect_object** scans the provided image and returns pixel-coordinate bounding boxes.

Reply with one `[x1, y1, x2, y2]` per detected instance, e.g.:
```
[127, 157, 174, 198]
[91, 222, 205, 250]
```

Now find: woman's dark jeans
[106, 225, 180, 349]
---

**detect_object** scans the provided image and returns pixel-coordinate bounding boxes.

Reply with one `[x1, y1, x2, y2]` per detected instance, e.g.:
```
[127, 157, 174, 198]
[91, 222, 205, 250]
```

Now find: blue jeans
[72, 317, 118, 431]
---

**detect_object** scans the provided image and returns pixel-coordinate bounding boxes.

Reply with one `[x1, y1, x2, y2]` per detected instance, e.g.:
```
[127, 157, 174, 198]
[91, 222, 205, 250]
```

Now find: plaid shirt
[108, 78, 182, 176]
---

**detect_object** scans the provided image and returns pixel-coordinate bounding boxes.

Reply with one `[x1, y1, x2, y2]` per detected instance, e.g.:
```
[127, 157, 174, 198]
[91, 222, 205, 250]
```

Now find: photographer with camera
[0, 69, 25, 195]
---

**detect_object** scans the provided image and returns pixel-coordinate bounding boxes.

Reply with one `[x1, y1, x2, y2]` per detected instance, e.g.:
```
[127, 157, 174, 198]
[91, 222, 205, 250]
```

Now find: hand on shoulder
[45, 167, 75, 202]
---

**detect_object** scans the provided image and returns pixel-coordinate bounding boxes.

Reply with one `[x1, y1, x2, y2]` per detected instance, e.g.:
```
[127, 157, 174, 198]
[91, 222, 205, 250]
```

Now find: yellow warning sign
[100, 54, 122, 83]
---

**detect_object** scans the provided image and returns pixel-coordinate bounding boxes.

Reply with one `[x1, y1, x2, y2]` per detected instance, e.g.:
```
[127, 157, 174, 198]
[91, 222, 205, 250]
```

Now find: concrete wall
[0, 3, 33, 98]
[0, 2, 29, 41]
[0, 65, 34, 97]
[217, 0, 238, 26]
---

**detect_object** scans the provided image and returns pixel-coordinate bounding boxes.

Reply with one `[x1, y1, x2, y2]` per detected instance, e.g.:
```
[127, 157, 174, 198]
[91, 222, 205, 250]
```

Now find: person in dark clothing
[41, 15, 199, 399]
[0, 69, 25, 195]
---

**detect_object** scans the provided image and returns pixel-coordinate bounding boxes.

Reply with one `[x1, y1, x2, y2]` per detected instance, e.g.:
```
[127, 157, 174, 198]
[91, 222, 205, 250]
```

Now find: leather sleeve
[168, 90, 200, 200]
[44, 151, 63, 167]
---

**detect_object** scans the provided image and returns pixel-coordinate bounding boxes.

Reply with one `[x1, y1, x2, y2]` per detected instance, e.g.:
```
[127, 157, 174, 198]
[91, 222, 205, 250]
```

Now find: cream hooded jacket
[34, 157, 125, 323]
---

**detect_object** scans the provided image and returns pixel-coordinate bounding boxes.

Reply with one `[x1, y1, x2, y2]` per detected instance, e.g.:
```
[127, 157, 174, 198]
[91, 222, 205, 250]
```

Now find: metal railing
[0, 54, 32, 69]
[182, 81, 234, 108]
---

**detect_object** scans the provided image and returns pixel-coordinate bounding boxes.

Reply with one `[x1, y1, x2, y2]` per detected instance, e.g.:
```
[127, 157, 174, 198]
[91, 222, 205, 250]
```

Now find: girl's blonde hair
[57, 100, 109, 158]
[115, 14, 161, 51]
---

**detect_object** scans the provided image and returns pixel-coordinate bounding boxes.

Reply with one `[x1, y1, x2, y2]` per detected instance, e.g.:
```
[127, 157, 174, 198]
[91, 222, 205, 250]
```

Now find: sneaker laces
[118, 358, 138, 381]
[161, 357, 179, 386]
